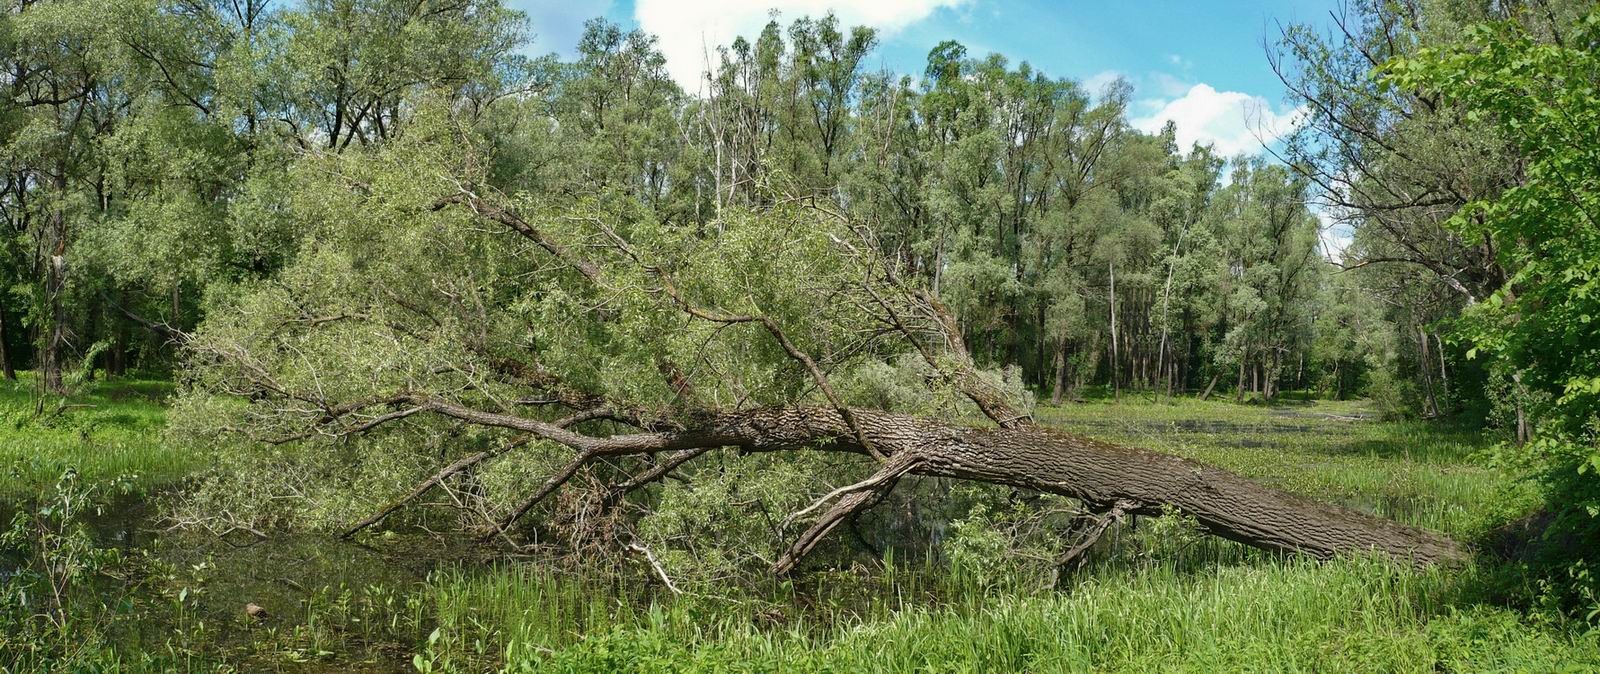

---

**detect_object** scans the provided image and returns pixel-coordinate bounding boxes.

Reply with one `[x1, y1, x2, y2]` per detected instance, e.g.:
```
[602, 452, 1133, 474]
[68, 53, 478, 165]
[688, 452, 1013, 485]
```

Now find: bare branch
[773, 452, 921, 574]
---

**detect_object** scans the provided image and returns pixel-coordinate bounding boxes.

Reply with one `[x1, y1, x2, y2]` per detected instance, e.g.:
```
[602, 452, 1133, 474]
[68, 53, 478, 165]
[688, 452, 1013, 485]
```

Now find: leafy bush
[1384, 8, 1600, 616]
[0, 470, 130, 670]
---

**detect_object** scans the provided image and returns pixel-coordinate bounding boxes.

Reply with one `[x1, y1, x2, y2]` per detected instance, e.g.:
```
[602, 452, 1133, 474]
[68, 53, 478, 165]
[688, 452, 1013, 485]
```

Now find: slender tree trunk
[1512, 370, 1530, 446]
[1051, 340, 1068, 406]
[83, 302, 98, 382]
[109, 290, 128, 377]
[1418, 326, 1438, 417]
[1109, 260, 1119, 401]
[0, 302, 13, 381]
[43, 205, 68, 395]
[1036, 304, 1047, 389]
[1267, 350, 1280, 400]
[1434, 332, 1449, 406]
[1236, 352, 1247, 404]
[1164, 347, 1176, 398]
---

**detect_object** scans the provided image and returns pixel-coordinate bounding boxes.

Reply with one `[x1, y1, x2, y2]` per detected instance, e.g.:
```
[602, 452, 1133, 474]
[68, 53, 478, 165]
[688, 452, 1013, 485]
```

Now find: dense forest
[2, 0, 1599, 670]
[2, 0, 1410, 406]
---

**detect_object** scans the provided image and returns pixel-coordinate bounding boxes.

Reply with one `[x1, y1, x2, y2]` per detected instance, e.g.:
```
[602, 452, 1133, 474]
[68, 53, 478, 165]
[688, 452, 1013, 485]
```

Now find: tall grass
[411, 397, 1590, 672]
[434, 556, 1600, 673]
[0, 374, 190, 495]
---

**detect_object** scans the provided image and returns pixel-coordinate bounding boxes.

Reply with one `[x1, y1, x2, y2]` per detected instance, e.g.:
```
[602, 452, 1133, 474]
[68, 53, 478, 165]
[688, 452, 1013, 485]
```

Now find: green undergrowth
[416, 553, 1600, 669]
[4, 382, 1595, 672]
[0, 373, 188, 495]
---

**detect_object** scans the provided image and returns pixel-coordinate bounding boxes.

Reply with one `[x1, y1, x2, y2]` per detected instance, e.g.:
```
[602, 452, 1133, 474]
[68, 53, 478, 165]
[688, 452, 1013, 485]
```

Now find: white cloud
[1312, 205, 1355, 261]
[634, 0, 969, 91]
[1083, 70, 1124, 98]
[1148, 72, 1190, 97]
[1131, 83, 1306, 157]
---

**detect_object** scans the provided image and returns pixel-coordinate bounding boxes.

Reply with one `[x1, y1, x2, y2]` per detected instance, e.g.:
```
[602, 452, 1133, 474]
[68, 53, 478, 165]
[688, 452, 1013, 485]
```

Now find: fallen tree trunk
[415, 399, 1467, 568]
[900, 418, 1466, 567]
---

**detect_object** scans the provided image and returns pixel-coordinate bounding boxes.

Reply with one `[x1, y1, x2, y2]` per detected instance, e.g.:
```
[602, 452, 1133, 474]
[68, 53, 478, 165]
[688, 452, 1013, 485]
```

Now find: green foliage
[1383, 7, 1600, 613]
[0, 470, 131, 671]
[8, 0, 1600, 669]
[1365, 367, 1416, 421]
[0, 375, 184, 494]
[1384, 10, 1600, 439]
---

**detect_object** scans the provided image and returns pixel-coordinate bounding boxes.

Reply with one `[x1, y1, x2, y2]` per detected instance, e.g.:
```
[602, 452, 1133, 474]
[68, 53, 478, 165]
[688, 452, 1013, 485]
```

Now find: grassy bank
[0, 374, 190, 495]
[481, 559, 1596, 673]
[412, 395, 1593, 672]
[4, 379, 1597, 672]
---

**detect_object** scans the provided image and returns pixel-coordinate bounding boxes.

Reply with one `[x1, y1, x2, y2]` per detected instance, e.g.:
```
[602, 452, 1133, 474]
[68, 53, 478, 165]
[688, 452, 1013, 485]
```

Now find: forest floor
[2, 376, 1597, 672]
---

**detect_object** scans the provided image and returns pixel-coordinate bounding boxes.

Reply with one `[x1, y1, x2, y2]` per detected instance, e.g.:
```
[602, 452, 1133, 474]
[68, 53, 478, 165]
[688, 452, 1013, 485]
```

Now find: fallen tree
[172, 129, 1466, 577]
[401, 399, 1465, 570]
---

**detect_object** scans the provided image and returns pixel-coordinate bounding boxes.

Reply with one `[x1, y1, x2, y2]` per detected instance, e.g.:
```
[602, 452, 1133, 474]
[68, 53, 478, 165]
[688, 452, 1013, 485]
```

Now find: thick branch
[411, 401, 1465, 568]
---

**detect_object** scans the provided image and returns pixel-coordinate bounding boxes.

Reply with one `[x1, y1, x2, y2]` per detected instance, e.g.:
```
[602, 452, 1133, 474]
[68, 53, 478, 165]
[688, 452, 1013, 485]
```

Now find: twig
[627, 540, 682, 595]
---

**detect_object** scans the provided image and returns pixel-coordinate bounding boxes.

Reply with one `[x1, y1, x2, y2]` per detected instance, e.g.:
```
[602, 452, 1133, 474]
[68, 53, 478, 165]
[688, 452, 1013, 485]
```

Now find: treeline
[1, 0, 1592, 428]
[0, 0, 530, 392]
[1284, 0, 1600, 608]
[2, 0, 1350, 406]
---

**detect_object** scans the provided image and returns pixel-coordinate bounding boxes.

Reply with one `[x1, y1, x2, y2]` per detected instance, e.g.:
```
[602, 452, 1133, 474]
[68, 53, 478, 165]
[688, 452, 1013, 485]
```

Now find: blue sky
[508, 0, 1341, 156]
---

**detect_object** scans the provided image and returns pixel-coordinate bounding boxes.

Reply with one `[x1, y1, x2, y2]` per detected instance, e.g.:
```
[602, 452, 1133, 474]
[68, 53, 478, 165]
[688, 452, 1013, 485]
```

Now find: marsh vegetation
[2, 377, 1596, 671]
[4, 0, 1600, 670]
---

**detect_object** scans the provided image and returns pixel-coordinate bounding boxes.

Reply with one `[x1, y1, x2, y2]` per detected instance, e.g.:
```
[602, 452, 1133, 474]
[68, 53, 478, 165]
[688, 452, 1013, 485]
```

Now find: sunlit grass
[430, 556, 1600, 673]
[0, 372, 189, 495]
[1034, 396, 1534, 540]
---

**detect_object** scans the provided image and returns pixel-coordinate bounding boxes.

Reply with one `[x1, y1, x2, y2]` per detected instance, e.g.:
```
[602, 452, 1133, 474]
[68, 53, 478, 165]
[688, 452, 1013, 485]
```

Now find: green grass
[408, 396, 1594, 672]
[5, 381, 1596, 672]
[0, 373, 190, 495]
[410, 553, 1600, 673]
[1034, 396, 1534, 540]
